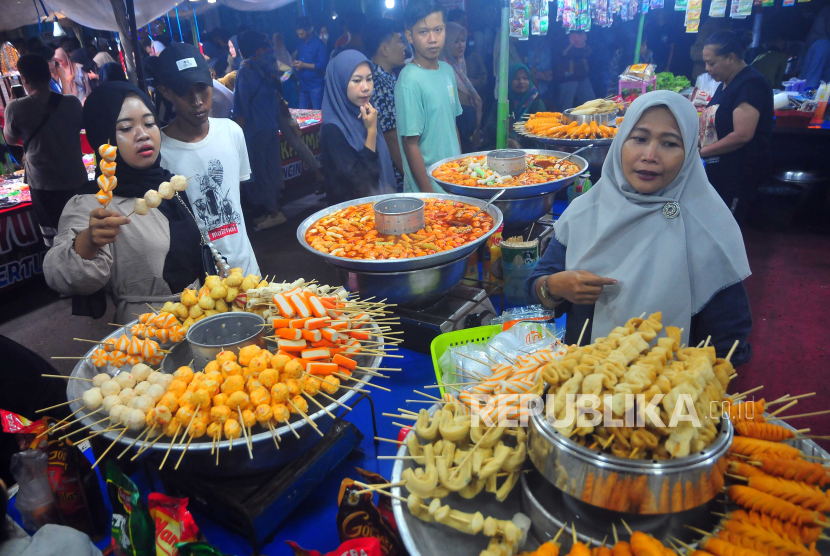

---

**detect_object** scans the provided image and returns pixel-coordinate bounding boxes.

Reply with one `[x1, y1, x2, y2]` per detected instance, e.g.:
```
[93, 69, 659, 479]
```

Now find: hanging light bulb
[208, 0, 216, 3]
[52, 20, 66, 37]
[331, 10, 338, 19]
[385, 0, 394, 8]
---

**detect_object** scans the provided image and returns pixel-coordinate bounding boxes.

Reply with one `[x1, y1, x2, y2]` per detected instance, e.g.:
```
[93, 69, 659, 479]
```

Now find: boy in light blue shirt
[395, 0, 462, 193]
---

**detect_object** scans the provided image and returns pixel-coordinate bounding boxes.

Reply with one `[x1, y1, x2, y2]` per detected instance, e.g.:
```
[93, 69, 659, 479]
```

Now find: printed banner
[674, 0, 687, 10]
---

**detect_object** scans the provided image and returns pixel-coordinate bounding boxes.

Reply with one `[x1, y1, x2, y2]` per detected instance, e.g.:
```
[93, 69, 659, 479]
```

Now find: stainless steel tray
[390, 404, 530, 556]
[67, 319, 383, 474]
[427, 150, 588, 200]
[296, 193, 503, 272]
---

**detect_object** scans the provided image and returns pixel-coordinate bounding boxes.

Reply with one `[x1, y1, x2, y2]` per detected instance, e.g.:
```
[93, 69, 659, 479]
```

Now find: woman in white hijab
[525, 91, 753, 365]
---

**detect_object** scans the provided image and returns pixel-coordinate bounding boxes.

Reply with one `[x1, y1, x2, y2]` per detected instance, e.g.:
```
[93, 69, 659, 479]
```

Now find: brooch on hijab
[663, 201, 680, 219]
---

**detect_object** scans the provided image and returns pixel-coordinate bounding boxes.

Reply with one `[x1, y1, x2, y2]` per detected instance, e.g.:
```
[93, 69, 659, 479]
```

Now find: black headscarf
[99, 62, 127, 83]
[76, 82, 203, 317]
[70, 48, 96, 73]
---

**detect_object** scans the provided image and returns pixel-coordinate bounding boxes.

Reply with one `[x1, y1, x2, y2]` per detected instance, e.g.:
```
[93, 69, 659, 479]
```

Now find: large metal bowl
[427, 150, 588, 200]
[332, 255, 469, 308]
[67, 320, 384, 475]
[527, 409, 733, 514]
[297, 193, 503, 272]
[497, 193, 556, 233]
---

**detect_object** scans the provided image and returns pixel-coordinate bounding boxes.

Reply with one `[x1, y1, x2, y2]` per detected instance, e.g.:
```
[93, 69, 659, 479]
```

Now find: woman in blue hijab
[320, 50, 397, 205]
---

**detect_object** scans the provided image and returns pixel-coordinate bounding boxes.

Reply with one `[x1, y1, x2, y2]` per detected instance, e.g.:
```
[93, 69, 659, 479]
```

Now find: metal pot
[185, 312, 267, 371]
[495, 193, 556, 233]
[428, 150, 588, 200]
[486, 149, 527, 176]
[527, 409, 733, 514]
[331, 255, 470, 308]
[297, 193, 503, 272]
[373, 197, 426, 236]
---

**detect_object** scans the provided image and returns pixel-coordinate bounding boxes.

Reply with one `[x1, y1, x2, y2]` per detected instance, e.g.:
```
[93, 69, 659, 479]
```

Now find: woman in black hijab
[44, 82, 203, 323]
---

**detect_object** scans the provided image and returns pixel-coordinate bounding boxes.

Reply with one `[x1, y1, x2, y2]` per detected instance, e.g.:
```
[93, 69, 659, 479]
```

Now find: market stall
[0, 176, 46, 294]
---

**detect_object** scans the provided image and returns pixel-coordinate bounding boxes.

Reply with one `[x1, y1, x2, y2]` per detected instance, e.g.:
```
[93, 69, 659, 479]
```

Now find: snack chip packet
[336, 479, 403, 556]
[148, 493, 200, 556]
[287, 537, 382, 556]
[106, 461, 155, 556]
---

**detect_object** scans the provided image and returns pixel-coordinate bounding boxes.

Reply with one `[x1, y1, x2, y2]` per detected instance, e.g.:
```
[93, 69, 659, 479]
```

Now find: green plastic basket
[429, 324, 502, 397]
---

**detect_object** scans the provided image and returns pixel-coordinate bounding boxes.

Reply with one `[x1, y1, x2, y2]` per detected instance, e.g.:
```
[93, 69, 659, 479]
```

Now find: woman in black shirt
[699, 31, 773, 218]
[320, 50, 397, 205]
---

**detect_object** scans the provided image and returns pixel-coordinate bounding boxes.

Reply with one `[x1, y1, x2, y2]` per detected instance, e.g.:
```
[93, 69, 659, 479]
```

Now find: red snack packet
[336, 479, 403, 556]
[286, 537, 382, 556]
[148, 493, 200, 556]
[353, 468, 398, 534]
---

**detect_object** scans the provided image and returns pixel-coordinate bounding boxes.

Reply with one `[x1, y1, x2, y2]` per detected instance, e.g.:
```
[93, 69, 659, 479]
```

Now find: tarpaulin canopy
[0, 0, 297, 33]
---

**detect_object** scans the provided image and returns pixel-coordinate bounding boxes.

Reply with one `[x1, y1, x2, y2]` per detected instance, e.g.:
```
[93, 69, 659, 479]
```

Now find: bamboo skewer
[266, 422, 280, 449]
[37, 405, 88, 438]
[413, 390, 443, 402]
[374, 436, 402, 445]
[159, 424, 181, 469]
[60, 415, 110, 441]
[132, 427, 165, 460]
[237, 405, 253, 459]
[281, 418, 300, 439]
[118, 426, 151, 459]
[769, 409, 830, 421]
[725, 340, 739, 363]
[317, 390, 352, 411]
[334, 372, 391, 392]
[37, 398, 81, 413]
[303, 392, 336, 419]
[41, 374, 93, 381]
[768, 400, 799, 417]
[287, 399, 323, 437]
[92, 427, 128, 469]
[577, 319, 590, 347]
[766, 392, 816, 405]
[352, 480, 407, 495]
[175, 433, 196, 470]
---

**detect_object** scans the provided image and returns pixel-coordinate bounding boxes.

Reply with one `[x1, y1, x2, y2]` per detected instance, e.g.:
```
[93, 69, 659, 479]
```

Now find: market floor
[1, 200, 828, 452]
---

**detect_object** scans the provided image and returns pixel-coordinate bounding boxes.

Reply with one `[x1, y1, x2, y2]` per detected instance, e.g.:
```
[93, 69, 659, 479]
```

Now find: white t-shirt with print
[160, 118, 259, 275]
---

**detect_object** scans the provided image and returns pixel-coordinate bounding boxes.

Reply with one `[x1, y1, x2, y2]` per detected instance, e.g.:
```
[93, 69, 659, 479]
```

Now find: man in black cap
[233, 30, 286, 229]
[154, 43, 261, 275]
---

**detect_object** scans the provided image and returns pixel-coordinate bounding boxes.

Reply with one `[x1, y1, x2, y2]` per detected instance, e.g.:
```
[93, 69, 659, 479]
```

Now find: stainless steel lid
[774, 169, 826, 183]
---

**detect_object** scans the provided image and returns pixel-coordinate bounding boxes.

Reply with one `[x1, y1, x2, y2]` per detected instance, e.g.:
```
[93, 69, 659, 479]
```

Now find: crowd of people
[2, 0, 828, 327]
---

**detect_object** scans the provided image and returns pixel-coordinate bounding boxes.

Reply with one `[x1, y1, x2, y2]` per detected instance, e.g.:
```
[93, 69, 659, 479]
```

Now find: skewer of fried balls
[95, 143, 118, 206]
[131, 175, 189, 216]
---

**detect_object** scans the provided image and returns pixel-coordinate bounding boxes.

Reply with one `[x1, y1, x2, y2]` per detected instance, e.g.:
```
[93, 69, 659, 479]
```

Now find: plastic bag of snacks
[620, 63, 656, 82]
[106, 461, 155, 556]
[148, 493, 200, 556]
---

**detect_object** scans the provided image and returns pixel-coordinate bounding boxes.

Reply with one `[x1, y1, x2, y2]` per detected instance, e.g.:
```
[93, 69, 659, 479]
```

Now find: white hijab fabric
[554, 91, 750, 345]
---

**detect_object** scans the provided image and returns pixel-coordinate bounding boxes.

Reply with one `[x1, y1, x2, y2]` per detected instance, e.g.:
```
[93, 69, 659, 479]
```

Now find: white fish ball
[157, 374, 174, 389]
[134, 394, 155, 414]
[147, 371, 163, 385]
[131, 363, 152, 382]
[148, 383, 166, 402]
[109, 404, 126, 424]
[115, 372, 136, 389]
[102, 395, 122, 412]
[170, 175, 188, 191]
[158, 181, 175, 200]
[119, 387, 136, 405]
[134, 198, 149, 216]
[134, 382, 151, 396]
[127, 409, 146, 431]
[82, 389, 103, 410]
[100, 380, 121, 397]
[144, 190, 162, 209]
[92, 373, 111, 387]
